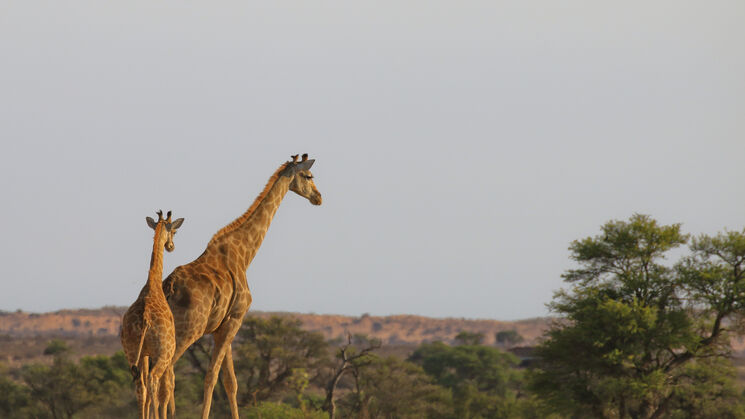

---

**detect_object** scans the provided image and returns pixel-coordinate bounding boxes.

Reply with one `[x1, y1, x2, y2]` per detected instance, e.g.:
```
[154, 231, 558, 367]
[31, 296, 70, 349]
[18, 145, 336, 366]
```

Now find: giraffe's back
[163, 255, 249, 359]
[142, 295, 176, 361]
[121, 289, 176, 362]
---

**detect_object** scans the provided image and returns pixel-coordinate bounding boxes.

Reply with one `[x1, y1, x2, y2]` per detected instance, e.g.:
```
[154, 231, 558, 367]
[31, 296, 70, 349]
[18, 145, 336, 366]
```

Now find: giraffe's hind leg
[135, 377, 146, 419]
[221, 348, 239, 419]
[200, 317, 242, 419]
[138, 355, 150, 419]
[168, 366, 175, 416]
[158, 366, 175, 418]
[149, 359, 169, 419]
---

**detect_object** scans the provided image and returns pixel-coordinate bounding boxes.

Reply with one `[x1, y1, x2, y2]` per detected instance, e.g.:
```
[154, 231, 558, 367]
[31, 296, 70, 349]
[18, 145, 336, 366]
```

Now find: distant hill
[3, 307, 745, 369]
[0, 307, 551, 346]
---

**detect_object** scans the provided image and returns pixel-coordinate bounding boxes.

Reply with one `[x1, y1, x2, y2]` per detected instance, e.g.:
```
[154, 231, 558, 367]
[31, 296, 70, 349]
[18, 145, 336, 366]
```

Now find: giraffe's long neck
[213, 175, 291, 272]
[146, 223, 168, 296]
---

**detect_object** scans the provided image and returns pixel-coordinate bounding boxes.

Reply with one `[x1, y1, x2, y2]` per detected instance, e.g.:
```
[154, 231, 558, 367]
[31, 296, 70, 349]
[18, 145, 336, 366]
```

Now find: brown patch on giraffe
[218, 244, 228, 256]
[174, 290, 191, 309]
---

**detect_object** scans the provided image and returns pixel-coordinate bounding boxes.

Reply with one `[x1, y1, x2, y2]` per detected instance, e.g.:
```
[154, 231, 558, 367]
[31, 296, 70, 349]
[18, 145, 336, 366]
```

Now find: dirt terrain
[0, 307, 551, 366]
[0, 307, 550, 343]
[4, 307, 744, 368]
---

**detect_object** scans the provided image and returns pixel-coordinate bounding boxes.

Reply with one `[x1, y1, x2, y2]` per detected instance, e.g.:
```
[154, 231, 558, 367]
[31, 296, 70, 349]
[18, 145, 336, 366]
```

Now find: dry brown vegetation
[4, 307, 745, 369]
[0, 307, 550, 366]
[0, 308, 552, 344]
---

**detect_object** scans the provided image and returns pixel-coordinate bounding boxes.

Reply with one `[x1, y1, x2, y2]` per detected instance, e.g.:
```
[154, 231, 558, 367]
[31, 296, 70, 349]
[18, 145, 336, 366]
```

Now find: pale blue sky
[1, 1, 743, 319]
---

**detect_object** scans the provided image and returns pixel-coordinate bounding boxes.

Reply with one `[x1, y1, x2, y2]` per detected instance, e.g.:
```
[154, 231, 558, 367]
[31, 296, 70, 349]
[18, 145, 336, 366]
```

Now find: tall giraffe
[121, 210, 184, 419]
[162, 154, 322, 418]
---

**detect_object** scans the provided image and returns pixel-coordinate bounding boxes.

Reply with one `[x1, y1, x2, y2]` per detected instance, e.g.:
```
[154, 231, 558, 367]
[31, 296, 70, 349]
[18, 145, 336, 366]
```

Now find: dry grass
[0, 308, 551, 344]
[0, 307, 551, 366]
[4, 307, 745, 369]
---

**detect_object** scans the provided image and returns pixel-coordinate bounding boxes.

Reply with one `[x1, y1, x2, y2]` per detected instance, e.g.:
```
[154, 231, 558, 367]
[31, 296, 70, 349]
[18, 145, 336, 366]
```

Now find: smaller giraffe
[121, 210, 184, 419]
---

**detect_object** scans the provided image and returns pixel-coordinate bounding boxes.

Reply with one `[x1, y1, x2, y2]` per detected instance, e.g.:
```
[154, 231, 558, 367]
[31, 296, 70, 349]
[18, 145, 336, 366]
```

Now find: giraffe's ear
[170, 218, 184, 230]
[296, 159, 315, 172]
[146, 217, 158, 230]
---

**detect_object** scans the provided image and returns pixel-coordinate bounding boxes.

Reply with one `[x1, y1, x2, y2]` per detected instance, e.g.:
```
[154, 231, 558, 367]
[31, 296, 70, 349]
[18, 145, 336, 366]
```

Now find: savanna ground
[0, 308, 548, 367]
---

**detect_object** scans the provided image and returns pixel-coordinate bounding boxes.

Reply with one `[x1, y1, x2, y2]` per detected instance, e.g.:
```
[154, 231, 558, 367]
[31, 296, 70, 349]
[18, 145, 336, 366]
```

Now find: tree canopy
[530, 214, 745, 418]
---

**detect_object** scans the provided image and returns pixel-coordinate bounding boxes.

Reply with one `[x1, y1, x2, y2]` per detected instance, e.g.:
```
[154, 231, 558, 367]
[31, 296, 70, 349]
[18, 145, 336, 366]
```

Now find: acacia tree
[409, 341, 524, 418]
[20, 344, 132, 419]
[234, 316, 329, 404]
[0, 365, 32, 419]
[454, 331, 485, 346]
[530, 214, 745, 418]
[337, 356, 454, 419]
[322, 334, 381, 419]
[495, 330, 524, 347]
[173, 316, 329, 414]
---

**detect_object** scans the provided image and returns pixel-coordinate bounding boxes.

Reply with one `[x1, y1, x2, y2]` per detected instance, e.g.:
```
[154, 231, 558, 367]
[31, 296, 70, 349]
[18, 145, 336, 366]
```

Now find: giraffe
[121, 210, 184, 419]
[161, 154, 322, 418]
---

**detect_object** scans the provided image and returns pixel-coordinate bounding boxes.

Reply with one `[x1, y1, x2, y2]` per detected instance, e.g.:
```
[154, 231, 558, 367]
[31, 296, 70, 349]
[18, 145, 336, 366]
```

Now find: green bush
[241, 401, 327, 419]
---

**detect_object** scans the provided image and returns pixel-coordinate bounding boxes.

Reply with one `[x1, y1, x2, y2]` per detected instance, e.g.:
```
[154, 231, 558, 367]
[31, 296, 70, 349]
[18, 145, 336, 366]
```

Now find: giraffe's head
[146, 210, 185, 252]
[286, 153, 322, 206]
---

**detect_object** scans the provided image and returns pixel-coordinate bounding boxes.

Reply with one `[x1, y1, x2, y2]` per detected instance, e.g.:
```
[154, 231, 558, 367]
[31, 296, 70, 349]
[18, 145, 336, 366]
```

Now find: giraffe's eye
[303, 174, 313, 180]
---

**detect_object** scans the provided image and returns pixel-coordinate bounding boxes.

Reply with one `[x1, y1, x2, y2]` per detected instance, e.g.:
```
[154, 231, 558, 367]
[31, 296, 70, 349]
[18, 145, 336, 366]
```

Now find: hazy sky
[1, 1, 743, 320]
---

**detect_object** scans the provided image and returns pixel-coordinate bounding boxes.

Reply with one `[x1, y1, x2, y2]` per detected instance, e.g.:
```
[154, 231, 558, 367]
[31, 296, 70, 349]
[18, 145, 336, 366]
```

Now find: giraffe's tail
[131, 323, 149, 383]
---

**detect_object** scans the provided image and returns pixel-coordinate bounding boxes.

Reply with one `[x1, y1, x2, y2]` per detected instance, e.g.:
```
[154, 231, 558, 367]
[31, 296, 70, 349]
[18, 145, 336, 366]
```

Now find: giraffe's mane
[208, 162, 290, 245]
[147, 221, 167, 279]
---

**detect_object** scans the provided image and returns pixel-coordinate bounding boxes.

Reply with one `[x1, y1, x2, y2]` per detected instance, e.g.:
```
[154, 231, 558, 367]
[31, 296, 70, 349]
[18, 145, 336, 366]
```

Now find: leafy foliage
[172, 315, 331, 416]
[338, 355, 454, 419]
[321, 333, 382, 419]
[455, 331, 485, 346]
[43, 339, 71, 357]
[664, 356, 745, 419]
[495, 330, 524, 346]
[19, 350, 133, 419]
[530, 214, 745, 418]
[409, 341, 526, 418]
[234, 316, 330, 403]
[241, 401, 327, 419]
[0, 365, 32, 419]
